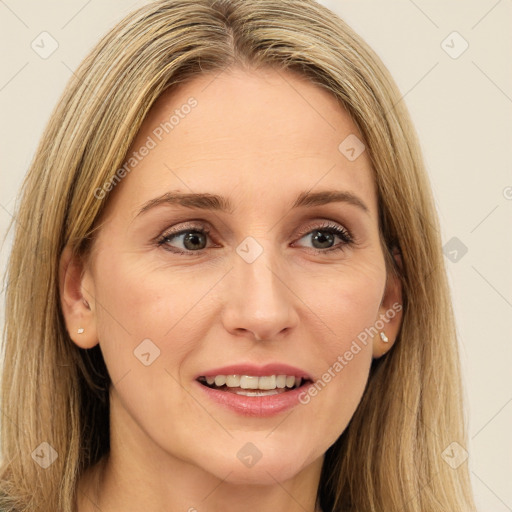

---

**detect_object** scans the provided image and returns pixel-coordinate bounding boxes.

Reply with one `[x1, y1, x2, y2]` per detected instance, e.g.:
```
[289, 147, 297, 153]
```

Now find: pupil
[179, 230, 336, 251]
[312, 230, 334, 249]
[184, 231, 206, 250]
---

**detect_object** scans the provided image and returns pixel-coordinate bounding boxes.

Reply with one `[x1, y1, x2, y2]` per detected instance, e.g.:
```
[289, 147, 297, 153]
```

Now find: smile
[197, 374, 306, 396]
[195, 363, 314, 416]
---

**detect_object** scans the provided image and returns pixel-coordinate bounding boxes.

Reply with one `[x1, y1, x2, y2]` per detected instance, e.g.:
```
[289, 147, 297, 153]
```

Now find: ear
[59, 246, 98, 349]
[372, 247, 403, 358]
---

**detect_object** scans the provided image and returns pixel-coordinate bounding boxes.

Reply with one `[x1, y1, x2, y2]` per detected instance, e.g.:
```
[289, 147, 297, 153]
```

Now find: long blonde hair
[0, 1, 476, 510]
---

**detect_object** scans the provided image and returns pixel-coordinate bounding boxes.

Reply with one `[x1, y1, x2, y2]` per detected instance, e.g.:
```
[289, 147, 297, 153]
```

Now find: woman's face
[62, 67, 401, 485]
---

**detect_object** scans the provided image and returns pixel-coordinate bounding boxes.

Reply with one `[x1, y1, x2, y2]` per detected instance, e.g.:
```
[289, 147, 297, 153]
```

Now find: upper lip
[196, 363, 313, 381]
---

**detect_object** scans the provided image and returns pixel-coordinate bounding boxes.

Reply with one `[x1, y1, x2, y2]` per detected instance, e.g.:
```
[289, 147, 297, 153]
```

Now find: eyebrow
[135, 189, 370, 217]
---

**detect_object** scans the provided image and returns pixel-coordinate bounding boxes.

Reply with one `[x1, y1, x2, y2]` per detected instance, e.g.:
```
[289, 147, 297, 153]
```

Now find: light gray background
[0, 1, 511, 510]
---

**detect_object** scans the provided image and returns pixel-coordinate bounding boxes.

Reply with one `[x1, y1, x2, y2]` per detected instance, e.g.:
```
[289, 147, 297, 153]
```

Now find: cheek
[93, 249, 209, 334]
[296, 254, 385, 353]
[90, 253, 209, 435]
[91, 250, 226, 394]
[293, 258, 385, 437]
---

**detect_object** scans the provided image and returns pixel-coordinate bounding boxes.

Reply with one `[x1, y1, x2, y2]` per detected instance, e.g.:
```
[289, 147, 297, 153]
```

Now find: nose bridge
[221, 236, 298, 340]
[240, 240, 281, 300]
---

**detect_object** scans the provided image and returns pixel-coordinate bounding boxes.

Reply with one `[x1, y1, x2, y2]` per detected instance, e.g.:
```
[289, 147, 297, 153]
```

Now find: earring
[380, 331, 389, 343]
[77, 328, 84, 334]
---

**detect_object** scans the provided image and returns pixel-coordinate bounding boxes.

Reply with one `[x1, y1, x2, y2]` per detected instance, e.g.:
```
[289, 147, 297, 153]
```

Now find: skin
[60, 66, 402, 512]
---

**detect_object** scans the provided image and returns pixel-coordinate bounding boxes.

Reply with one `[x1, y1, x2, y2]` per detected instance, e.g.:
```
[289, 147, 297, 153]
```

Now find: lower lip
[195, 381, 310, 417]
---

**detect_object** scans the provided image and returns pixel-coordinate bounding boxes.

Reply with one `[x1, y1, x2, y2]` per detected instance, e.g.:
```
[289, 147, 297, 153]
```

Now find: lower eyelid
[160, 241, 346, 258]
[293, 235, 352, 253]
[157, 223, 355, 253]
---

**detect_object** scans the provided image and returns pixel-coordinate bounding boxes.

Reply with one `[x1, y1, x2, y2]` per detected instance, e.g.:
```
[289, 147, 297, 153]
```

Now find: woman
[0, 0, 477, 510]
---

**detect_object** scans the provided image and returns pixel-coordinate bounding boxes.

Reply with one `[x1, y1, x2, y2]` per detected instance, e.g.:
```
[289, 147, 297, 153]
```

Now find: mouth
[197, 374, 311, 396]
[195, 363, 314, 416]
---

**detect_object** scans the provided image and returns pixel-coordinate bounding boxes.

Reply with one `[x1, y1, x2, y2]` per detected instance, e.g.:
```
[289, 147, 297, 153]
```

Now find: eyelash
[156, 221, 355, 256]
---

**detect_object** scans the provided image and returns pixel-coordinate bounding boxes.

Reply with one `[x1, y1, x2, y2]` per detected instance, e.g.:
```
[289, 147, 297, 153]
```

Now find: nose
[220, 243, 299, 341]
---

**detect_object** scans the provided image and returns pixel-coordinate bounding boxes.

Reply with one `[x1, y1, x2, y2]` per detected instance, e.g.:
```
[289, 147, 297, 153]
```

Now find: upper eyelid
[160, 219, 349, 234]
[295, 221, 350, 236]
[159, 219, 353, 246]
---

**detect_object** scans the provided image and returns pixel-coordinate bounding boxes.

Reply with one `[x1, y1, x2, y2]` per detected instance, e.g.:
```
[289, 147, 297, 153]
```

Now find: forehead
[106, 66, 377, 218]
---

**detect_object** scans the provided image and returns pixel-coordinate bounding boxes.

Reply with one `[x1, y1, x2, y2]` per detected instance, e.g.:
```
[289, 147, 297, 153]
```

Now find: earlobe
[372, 249, 404, 358]
[59, 246, 98, 349]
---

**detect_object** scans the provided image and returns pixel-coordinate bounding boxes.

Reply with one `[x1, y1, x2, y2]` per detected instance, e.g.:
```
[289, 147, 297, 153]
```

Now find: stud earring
[380, 331, 389, 343]
[77, 328, 84, 334]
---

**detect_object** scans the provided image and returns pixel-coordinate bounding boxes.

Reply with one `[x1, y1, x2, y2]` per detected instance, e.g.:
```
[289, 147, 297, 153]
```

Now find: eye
[293, 222, 354, 253]
[156, 220, 354, 255]
[157, 223, 213, 254]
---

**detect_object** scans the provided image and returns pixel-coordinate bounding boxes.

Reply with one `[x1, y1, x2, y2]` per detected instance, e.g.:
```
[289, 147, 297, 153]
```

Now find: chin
[196, 443, 314, 486]
[219, 463, 303, 486]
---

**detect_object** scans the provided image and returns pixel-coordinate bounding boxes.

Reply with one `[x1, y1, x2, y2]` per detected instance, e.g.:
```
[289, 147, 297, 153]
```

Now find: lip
[194, 363, 313, 417]
[195, 363, 313, 380]
[194, 379, 313, 417]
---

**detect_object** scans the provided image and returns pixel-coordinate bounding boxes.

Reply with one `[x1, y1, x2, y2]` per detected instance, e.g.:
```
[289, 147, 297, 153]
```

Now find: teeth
[258, 375, 276, 390]
[214, 375, 226, 386]
[226, 375, 240, 387]
[236, 389, 280, 396]
[276, 375, 287, 388]
[240, 375, 259, 389]
[200, 374, 304, 390]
